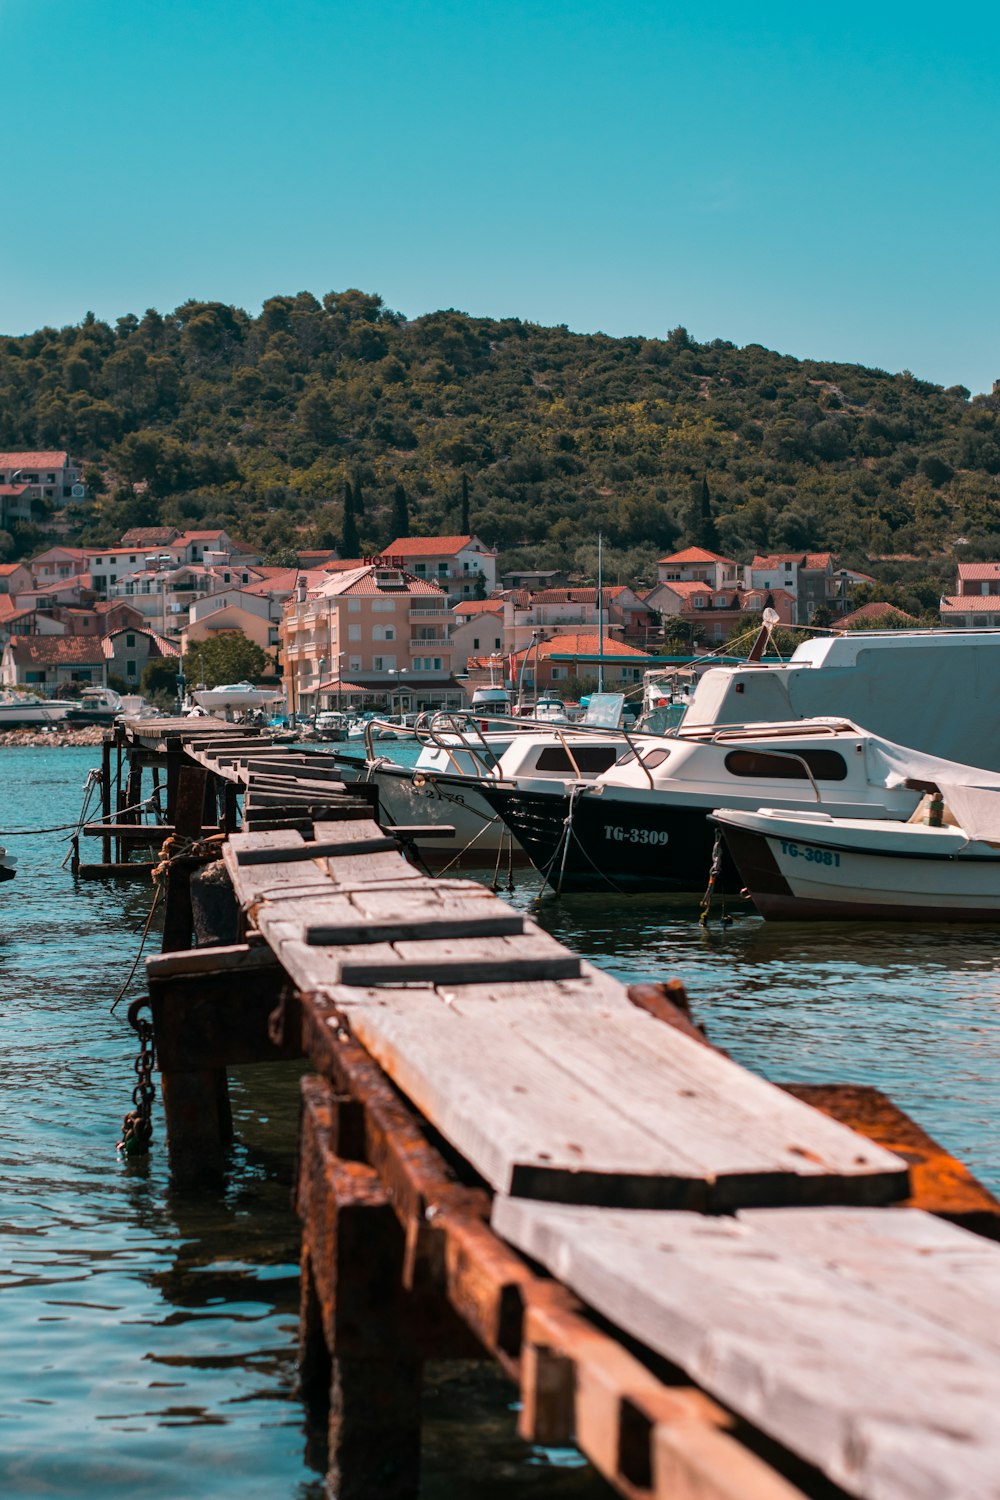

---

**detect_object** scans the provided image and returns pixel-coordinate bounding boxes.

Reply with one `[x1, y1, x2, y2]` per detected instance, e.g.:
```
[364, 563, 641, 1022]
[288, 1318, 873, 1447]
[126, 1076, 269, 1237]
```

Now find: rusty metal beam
[783, 1082, 1000, 1239]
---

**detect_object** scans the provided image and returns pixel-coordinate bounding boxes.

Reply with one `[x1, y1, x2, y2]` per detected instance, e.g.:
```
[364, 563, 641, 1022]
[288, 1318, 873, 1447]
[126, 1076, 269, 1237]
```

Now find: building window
[473, 637, 480, 650]
[348, 625, 361, 641]
[126, 660, 137, 678]
[349, 657, 362, 673]
[433, 657, 442, 671]
[126, 633, 135, 647]
[348, 599, 361, 612]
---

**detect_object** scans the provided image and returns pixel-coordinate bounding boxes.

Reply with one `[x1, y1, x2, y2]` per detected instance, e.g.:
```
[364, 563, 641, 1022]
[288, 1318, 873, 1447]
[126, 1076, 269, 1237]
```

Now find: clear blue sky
[4, 0, 998, 392]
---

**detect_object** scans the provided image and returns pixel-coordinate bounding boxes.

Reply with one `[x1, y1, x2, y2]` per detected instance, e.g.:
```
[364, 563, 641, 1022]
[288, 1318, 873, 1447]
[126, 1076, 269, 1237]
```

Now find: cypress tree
[342, 480, 360, 557]
[687, 474, 720, 552]
[353, 470, 365, 516]
[392, 482, 409, 537]
[460, 472, 470, 533]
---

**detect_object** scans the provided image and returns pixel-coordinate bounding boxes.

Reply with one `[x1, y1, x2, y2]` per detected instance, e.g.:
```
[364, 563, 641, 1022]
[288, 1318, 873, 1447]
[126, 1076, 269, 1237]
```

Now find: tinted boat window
[637, 747, 671, 768]
[535, 745, 620, 773]
[724, 748, 848, 781]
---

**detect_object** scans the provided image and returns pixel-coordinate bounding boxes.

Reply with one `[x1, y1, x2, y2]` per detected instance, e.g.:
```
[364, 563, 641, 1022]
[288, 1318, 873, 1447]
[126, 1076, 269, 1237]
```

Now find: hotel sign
[364, 554, 405, 568]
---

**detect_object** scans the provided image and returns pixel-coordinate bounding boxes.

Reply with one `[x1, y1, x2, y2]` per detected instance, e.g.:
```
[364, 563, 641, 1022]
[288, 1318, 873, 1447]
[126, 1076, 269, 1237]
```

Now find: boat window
[724, 748, 848, 781]
[534, 745, 620, 773]
[600, 746, 671, 770]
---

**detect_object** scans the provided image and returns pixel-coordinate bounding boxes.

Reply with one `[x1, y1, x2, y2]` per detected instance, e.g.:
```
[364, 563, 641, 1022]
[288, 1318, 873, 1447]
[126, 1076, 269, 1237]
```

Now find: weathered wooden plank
[493, 1199, 1000, 1500]
[235, 836, 399, 867]
[257, 888, 525, 947]
[146, 942, 279, 980]
[445, 991, 904, 1204]
[738, 1205, 1000, 1356]
[311, 892, 523, 945]
[276, 929, 580, 988]
[333, 991, 713, 1205]
[223, 830, 335, 905]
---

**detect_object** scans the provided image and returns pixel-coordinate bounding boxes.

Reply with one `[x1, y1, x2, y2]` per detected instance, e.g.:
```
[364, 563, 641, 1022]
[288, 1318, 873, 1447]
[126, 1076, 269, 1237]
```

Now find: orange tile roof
[512, 632, 653, 661]
[7, 635, 106, 664]
[751, 552, 834, 570]
[654, 578, 715, 595]
[957, 562, 1000, 580]
[838, 602, 920, 626]
[453, 599, 503, 616]
[940, 595, 1000, 613]
[0, 451, 70, 469]
[385, 535, 495, 557]
[658, 547, 735, 565]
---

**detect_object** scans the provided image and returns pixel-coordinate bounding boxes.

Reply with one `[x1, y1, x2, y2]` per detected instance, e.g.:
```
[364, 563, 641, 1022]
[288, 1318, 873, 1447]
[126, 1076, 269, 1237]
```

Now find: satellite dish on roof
[762, 607, 779, 627]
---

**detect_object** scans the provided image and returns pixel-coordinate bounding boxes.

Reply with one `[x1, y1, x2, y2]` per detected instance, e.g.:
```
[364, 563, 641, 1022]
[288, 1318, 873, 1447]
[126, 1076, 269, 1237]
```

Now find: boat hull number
[778, 840, 841, 867]
[604, 826, 669, 845]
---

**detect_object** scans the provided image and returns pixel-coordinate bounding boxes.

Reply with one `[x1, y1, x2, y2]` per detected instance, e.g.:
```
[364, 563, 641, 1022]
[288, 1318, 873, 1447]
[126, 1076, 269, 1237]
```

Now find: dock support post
[161, 765, 208, 954]
[298, 1076, 423, 1500]
[100, 736, 112, 867]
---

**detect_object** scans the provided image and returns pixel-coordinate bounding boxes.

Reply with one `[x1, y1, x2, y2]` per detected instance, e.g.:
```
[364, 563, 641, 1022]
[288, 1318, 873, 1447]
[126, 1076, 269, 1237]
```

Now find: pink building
[280, 563, 463, 715]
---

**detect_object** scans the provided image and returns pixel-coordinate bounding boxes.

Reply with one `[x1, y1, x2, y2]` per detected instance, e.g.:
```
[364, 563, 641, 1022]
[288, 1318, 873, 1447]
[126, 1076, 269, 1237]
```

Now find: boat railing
[419, 710, 660, 790]
[704, 720, 854, 742]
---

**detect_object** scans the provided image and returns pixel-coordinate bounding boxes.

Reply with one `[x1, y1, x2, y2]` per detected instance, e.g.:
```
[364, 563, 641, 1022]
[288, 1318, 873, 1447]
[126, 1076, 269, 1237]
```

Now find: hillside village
[2, 448, 998, 713]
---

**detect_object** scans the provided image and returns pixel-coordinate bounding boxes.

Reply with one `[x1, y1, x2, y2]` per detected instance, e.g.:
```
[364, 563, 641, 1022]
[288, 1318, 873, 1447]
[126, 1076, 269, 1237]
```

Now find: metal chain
[117, 999, 157, 1157]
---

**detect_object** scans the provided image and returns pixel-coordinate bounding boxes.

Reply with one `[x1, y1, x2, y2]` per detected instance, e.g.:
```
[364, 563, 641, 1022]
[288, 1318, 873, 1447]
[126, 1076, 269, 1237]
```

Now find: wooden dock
[129, 725, 1000, 1500]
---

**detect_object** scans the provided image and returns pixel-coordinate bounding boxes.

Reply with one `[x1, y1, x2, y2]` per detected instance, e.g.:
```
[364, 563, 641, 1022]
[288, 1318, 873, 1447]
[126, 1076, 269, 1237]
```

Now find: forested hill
[1, 290, 998, 584]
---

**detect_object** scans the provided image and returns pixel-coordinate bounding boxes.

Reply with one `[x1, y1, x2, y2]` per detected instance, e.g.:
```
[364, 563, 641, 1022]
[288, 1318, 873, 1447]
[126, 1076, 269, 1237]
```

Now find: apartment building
[280, 563, 461, 715]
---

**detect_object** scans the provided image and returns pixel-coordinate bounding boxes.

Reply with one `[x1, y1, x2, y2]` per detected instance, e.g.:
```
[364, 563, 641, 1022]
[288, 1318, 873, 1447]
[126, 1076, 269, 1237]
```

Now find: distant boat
[0, 692, 75, 730]
[0, 844, 15, 884]
[64, 687, 124, 727]
[191, 683, 285, 712]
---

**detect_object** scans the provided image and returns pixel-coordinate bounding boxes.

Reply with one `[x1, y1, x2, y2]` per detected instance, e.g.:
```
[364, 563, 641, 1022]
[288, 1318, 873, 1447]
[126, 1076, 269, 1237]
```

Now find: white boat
[712, 802, 1000, 922]
[0, 844, 15, 884]
[0, 692, 75, 729]
[474, 718, 960, 893]
[65, 687, 124, 726]
[528, 695, 571, 724]
[191, 683, 285, 712]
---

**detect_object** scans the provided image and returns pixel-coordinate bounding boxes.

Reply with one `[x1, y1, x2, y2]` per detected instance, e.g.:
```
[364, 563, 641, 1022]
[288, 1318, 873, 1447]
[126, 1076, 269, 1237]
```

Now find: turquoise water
[2, 743, 999, 1498]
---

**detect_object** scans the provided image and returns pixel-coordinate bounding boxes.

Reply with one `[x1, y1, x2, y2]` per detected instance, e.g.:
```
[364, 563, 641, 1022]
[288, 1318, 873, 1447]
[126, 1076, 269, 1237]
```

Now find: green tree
[184, 632, 269, 688]
[392, 482, 409, 537]
[460, 472, 470, 532]
[141, 658, 180, 699]
[686, 476, 720, 551]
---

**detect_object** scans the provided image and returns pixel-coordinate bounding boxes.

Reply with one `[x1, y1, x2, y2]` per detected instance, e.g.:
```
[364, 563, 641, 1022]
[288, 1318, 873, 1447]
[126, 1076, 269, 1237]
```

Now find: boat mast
[597, 531, 605, 693]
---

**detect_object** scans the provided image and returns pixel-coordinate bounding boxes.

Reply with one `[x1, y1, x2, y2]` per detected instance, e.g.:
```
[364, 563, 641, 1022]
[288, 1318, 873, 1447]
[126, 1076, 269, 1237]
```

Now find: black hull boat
[476, 782, 741, 893]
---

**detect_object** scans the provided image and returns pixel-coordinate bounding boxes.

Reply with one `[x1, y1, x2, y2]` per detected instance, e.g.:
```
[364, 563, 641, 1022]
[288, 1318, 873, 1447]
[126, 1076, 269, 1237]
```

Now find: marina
[5, 723, 1000, 1498]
